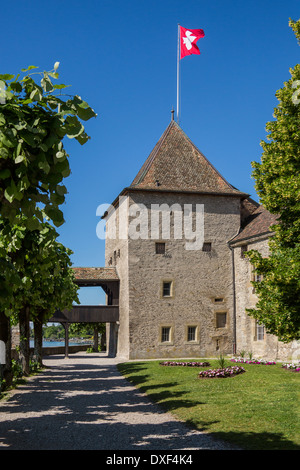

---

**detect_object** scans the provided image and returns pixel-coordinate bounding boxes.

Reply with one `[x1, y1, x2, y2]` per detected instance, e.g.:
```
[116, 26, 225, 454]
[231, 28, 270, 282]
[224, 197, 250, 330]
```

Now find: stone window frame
[254, 320, 265, 341]
[184, 324, 200, 344]
[160, 279, 174, 299]
[215, 311, 227, 329]
[159, 324, 174, 345]
[251, 266, 263, 294]
[240, 244, 248, 259]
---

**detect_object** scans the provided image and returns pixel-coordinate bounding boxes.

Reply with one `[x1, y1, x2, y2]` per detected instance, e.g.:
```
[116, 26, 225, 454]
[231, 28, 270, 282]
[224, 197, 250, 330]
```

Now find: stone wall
[109, 190, 241, 359]
[233, 236, 300, 361]
[105, 196, 130, 359]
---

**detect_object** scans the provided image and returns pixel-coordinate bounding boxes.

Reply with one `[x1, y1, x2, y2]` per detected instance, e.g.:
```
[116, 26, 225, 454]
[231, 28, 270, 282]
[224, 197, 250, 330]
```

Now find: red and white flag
[180, 26, 205, 59]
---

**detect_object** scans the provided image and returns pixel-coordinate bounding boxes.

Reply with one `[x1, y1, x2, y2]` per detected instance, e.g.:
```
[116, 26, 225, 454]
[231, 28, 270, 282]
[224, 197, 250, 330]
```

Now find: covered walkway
[49, 267, 120, 357]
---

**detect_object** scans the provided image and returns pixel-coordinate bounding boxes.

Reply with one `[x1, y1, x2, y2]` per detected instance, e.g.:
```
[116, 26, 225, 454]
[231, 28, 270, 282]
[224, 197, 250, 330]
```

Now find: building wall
[123, 190, 241, 359]
[105, 197, 130, 358]
[233, 237, 300, 361]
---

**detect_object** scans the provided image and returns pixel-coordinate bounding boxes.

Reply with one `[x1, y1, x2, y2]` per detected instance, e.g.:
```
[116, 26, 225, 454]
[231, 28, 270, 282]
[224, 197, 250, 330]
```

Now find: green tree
[247, 19, 300, 342]
[69, 323, 106, 352]
[0, 63, 96, 229]
[0, 63, 95, 380]
[2, 220, 78, 374]
[43, 324, 65, 340]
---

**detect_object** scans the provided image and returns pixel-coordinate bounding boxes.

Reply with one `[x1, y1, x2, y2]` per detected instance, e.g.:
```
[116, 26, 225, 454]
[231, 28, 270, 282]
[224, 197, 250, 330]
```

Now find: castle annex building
[100, 119, 298, 361]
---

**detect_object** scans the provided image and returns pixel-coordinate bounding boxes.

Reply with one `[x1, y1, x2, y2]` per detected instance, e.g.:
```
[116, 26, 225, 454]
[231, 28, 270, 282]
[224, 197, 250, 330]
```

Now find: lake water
[29, 340, 90, 348]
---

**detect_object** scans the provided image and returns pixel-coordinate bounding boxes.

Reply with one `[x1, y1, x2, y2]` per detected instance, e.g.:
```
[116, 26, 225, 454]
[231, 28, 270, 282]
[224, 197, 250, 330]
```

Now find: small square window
[216, 312, 227, 328]
[202, 242, 212, 252]
[162, 281, 172, 297]
[161, 327, 171, 342]
[187, 326, 197, 342]
[214, 298, 224, 303]
[156, 242, 166, 254]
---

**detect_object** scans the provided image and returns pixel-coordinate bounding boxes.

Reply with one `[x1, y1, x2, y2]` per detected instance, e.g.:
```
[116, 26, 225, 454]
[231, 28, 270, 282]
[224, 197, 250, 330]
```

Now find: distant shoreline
[29, 339, 93, 347]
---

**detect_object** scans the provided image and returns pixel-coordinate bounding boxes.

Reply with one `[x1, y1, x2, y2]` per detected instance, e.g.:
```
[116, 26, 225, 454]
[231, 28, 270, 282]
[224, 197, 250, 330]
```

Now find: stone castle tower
[104, 119, 261, 359]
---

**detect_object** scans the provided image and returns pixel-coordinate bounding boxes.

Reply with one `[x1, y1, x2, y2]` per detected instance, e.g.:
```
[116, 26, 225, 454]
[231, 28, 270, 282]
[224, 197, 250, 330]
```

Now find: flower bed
[160, 361, 211, 367]
[231, 358, 276, 365]
[282, 363, 300, 372]
[198, 366, 246, 378]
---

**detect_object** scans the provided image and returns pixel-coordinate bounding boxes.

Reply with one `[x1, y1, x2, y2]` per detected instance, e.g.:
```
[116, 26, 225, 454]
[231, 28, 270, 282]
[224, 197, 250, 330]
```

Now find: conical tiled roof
[129, 120, 247, 197]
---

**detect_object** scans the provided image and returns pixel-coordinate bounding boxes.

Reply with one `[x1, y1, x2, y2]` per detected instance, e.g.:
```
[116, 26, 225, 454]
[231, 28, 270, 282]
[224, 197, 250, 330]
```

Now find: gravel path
[0, 352, 240, 450]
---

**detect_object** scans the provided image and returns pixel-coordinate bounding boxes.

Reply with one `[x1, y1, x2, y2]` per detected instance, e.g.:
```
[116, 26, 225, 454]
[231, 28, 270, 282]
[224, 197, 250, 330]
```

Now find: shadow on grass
[118, 363, 205, 411]
[117, 362, 300, 451]
[210, 430, 300, 451]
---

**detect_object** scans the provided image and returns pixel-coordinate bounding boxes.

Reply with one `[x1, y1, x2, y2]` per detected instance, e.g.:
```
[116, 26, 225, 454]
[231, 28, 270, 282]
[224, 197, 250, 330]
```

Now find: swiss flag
[180, 26, 205, 59]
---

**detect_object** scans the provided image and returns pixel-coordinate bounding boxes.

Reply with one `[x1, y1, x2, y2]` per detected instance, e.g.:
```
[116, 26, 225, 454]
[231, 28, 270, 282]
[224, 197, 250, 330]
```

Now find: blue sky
[2, 1, 299, 304]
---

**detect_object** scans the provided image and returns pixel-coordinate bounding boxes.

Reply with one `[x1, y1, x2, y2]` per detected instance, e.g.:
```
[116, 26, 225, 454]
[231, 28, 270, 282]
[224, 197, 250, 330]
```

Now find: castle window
[202, 242, 212, 252]
[256, 321, 265, 341]
[156, 242, 165, 254]
[241, 245, 248, 258]
[216, 312, 227, 328]
[252, 271, 262, 293]
[254, 273, 262, 283]
[161, 327, 171, 343]
[214, 298, 224, 303]
[162, 281, 172, 297]
[187, 326, 197, 342]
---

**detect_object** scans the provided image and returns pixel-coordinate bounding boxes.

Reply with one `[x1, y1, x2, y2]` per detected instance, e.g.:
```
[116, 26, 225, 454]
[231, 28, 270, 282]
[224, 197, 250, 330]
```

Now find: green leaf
[0, 74, 15, 81]
[0, 147, 10, 158]
[4, 181, 18, 202]
[30, 88, 43, 101]
[0, 169, 11, 179]
[48, 72, 59, 79]
[76, 131, 90, 145]
[25, 217, 41, 231]
[41, 75, 54, 92]
[20, 130, 37, 147]
[1, 129, 18, 148]
[55, 151, 66, 160]
[21, 66, 39, 72]
[56, 184, 67, 196]
[21, 98, 33, 105]
[76, 105, 97, 121]
[15, 154, 25, 164]
[45, 206, 65, 226]
[53, 84, 70, 90]
[65, 115, 84, 138]
[72, 95, 97, 121]
[38, 159, 50, 174]
[8, 82, 22, 93]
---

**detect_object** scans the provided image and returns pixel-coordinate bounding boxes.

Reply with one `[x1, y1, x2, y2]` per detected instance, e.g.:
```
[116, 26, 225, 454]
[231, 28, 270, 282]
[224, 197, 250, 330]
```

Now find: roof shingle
[130, 120, 247, 197]
[230, 205, 278, 244]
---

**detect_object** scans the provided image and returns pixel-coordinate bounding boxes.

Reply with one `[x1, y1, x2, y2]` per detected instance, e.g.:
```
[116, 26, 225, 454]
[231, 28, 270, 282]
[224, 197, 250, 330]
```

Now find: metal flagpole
[177, 23, 180, 123]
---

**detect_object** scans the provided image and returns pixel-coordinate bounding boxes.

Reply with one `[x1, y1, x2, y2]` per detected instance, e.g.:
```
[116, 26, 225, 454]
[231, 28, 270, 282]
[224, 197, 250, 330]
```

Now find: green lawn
[117, 359, 300, 450]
